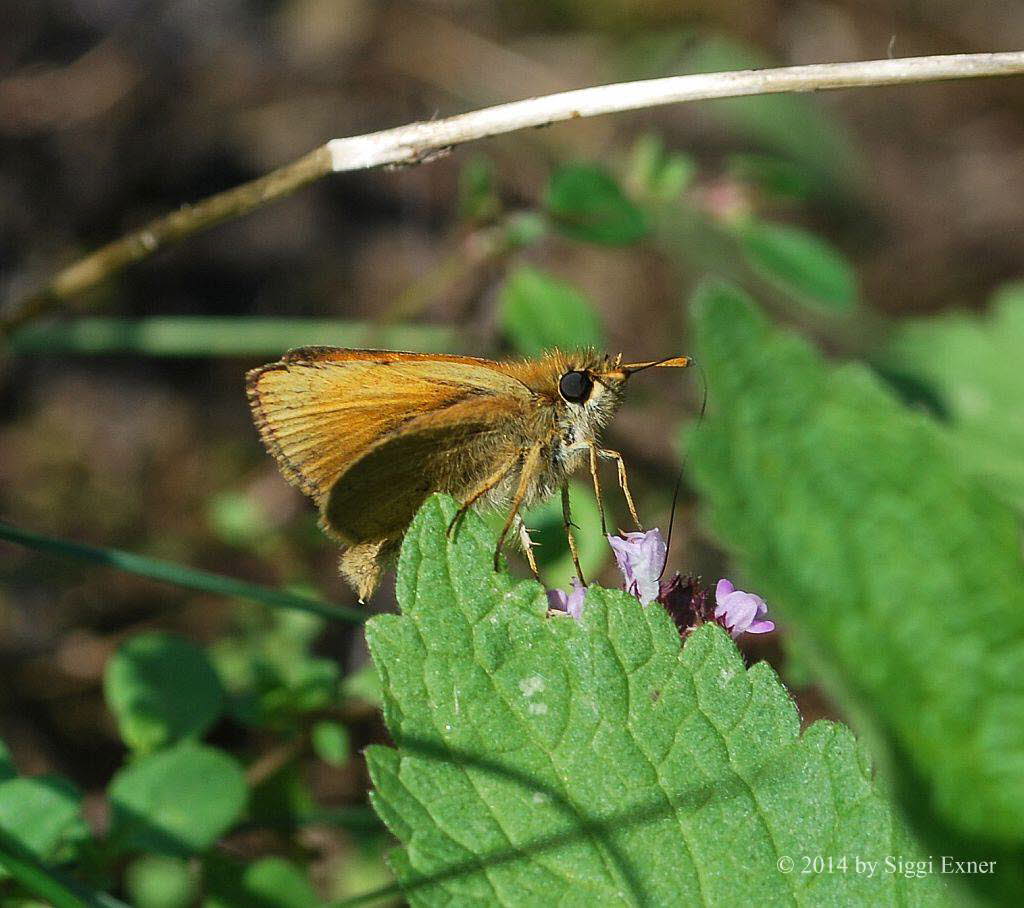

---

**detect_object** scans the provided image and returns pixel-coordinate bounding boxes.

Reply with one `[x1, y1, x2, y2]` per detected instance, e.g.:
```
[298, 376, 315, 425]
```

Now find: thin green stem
[0, 826, 129, 908]
[7, 318, 458, 357]
[0, 520, 364, 623]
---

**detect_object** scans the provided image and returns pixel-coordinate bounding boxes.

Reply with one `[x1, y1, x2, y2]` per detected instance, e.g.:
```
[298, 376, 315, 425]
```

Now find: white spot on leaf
[519, 675, 544, 697]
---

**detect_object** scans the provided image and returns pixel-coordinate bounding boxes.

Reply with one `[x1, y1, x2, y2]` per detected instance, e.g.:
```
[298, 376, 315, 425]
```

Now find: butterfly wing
[246, 347, 530, 511]
[323, 393, 528, 543]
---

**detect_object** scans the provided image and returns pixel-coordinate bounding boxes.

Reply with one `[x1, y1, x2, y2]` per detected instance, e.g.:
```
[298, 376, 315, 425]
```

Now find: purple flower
[714, 579, 775, 639]
[547, 577, 587, 619]
[608, 529, 667, 605]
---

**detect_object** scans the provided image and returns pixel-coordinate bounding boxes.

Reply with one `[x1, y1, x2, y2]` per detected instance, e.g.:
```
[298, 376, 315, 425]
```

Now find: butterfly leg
[494, 445, 542, 570]
[514, 514, 541, 580]
[561, 482, 586, 584]
[597, 448, 642, 530]
[447, 453, 520, 538]
[588, 444, 608, 536]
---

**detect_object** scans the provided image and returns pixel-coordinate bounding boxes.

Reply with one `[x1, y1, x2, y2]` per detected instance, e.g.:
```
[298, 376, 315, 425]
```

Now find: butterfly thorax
[483, 349, 628, 510]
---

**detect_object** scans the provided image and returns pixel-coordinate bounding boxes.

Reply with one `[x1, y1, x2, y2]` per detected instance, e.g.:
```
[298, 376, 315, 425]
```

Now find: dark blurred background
[2, 0, 1023, 898]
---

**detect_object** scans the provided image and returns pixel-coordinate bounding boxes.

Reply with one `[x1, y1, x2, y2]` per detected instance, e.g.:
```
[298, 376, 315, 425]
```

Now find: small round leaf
[499, 266, 604, 356]
[242, 857, 319, 908]
[124, 854, 197, 908]
[0, 776, 82, 862]
[311, 721, 350, 767]
[105, 632, 224, 752]
[108, 742, 247, 855]
[545, 164, 648, 245]
[738, 220, 858, 312]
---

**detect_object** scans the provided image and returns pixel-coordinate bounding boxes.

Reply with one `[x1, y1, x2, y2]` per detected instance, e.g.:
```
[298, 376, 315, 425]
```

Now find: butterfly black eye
[558, 370, 593, 404]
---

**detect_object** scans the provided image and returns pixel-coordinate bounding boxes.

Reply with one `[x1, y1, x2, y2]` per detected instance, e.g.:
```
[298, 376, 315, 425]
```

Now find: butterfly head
[537, 351, 693, 444]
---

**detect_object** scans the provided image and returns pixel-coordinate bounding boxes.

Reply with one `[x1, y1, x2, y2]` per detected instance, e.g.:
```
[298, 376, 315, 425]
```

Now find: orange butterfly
[247, 347, 690, 600]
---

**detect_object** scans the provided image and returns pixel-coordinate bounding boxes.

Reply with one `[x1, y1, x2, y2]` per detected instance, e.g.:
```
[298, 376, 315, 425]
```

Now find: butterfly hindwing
[321, 394, 526, 543]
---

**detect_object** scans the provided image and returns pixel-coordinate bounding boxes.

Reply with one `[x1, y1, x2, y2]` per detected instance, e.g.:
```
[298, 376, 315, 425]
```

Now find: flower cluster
[547, 528, 775, 641]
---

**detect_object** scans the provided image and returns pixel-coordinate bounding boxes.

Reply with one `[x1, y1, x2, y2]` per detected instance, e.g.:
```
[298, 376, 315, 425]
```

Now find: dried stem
[4, 51, 1023, 336]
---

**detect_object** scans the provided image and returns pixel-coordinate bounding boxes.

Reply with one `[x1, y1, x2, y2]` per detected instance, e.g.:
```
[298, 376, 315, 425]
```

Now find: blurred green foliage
[884, 283, 1024, 511]
[626, 134, 696, 204]
[545, 163, 648, 245]
[8, 319, 458, 358]
[124, 855, 197, 908]
[206, 856, 320, 908]
[311, 721, 351, 769]
[105, 633, 224, 754]
[681, 36, 860, 198]
[498, 265, 605, 355]
[736, 220, 859, 312]
[107, 742, 247, 856]
[0, 777, 84, 877]
[210, 608, 340, 731]
[458, 154, 502, 225]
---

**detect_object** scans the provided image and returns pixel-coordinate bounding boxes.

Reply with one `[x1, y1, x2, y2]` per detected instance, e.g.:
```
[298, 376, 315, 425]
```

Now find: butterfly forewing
[246, 347, 530, 508]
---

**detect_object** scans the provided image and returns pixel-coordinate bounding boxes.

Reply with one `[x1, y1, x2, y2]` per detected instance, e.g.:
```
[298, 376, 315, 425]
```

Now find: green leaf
[105, 632, 224, 753]
[0, 776, 82, 867]
[364, 495, 942, 904]
[738, 220, 858, 312]
[627, 134, 696, 203]
[458, 155, 500, 223]
[312, 721, 351, 768]
[686, 282, 1024, 854]
[545, 164, 648, 245]
[240, 857, 320, 908]
[498, 266, 604, 355]
[517, 478, 607, 582]
[726, 153, 814, 201]
[124, 855, 197, 908]
[882, 282, 1024, 510]
[203, 855, 320, 908]
[341, 663, 383, 710]
[108, 742, 247, 856]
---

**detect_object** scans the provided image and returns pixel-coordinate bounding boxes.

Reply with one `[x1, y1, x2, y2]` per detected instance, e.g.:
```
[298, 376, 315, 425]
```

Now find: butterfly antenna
[658, 360, 708, 581]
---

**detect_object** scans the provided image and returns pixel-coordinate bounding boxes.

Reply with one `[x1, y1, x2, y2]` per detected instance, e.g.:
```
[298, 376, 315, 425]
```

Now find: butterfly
[247, 347, 690, 600]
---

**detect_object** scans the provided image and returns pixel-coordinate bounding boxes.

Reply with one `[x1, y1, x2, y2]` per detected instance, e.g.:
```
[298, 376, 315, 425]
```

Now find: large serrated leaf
[365, 495, 944, 905]
[685, 283, 1024, 865]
